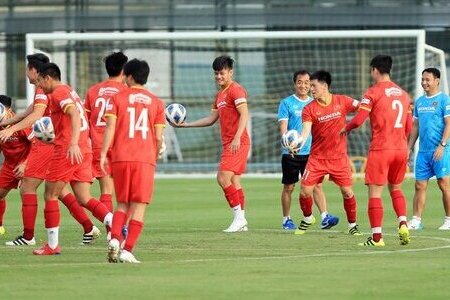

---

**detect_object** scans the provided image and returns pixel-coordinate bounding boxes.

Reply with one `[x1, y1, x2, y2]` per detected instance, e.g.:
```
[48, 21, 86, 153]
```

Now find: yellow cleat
[348, 224, 363, 236]
[358, 237, 385, 247]
[0, 226, 5, 235]
[294, 216, 316, 235]
[398, 224, 410, 245]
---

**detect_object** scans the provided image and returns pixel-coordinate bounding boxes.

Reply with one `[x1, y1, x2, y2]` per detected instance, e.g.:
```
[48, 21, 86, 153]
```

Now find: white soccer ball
[32, 116, 55, 143]
[165, 103, 186, 126]
[0, 103, 7, 122]
[281, 130, 303, 153]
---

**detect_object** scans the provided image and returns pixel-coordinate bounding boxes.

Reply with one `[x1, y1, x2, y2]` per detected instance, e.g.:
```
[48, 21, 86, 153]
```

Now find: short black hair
[370, 55, 392, 75]
[38, 62, 61, 81]
[293, 70, 310, 83]
[212, 55, 234, 71]
[310, 70, 332, 86]
[422, 67, 440, 79]
[27, 53, 50, 70]
[104, 52, 128, 77]
[0, 95, 12, 108]
[123, 59, 150, 85]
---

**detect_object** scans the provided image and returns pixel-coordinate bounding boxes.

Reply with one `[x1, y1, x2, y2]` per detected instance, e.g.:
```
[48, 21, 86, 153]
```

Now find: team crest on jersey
[432, 102, 438, 107]
[385, 87, 402, 97]
[129, 93, 151, 104]
[99, 87, 119, 97]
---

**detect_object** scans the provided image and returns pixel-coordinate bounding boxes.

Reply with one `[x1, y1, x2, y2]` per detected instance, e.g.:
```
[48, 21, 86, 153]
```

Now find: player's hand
[100, 153, 108, 174]
[13, 162, 26, 178]
[230, 136, 241, 154]
[339, 128, 348, 136]
[0, 128, 14, 143]
[67, 144, 83, 165]
[172, 121, 187, 128]
[158, 136, 166, 160]
[433, 145, 444, 161]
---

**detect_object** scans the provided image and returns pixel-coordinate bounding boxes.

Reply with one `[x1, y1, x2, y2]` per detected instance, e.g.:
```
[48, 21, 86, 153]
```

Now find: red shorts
[302, 156, 353, 187]
[45, 146, 93, 183]
[0, 163, 20, 190]
[111, 162, 155, 204]
[24, 142, 54, 180]
[365, 149, 407, 185]
[218, 144, 250, 175]
[92, 148, 112, 178]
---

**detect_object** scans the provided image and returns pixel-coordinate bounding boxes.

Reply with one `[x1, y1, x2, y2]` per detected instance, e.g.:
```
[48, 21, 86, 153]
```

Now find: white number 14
[127, 107, 149, 139]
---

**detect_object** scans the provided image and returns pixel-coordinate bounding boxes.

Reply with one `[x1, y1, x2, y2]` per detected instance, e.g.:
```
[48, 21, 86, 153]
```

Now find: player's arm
[298, 121, 312, 149]
[279, 120, 288, 136]
[344, 109, 370, 133]
[229, 103, 249, 153]
[65, 105, 83, 165]
[100, 115, 116, 174]
[154, 124, 164, 161]
[182, 109, 219, 128]
[0, 105, 46, 142]
[434, 116, 450, 161]
[278, 100, 289, 136]
[0, 102, 34, 127]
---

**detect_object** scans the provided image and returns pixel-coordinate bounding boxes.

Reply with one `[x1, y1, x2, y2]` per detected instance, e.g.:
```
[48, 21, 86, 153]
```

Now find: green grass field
[0, 178, 449, 300]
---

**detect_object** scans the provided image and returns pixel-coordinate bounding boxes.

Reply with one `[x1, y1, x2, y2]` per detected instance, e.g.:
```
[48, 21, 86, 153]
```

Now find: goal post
[25, 30, 448, 174]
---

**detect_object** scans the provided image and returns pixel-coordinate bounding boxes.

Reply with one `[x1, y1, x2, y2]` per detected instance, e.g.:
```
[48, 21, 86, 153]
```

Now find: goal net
[26, 30, 447, 174]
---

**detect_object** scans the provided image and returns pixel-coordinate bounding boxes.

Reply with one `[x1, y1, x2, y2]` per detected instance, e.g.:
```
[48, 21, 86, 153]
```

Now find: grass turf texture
[0, 178, 449, 299]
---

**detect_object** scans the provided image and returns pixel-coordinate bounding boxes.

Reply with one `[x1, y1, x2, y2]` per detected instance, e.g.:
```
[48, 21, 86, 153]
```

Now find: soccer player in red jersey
[84, 52, 128, 213]
[178, 55, 250, 233]
[0, 54, 98, 247]
[343, 55, 412, 247]
[101, 59, 165, 263]
[32, 63, 112, 255]
[295, 70, 361, 236]
[0, 96, 31, 234]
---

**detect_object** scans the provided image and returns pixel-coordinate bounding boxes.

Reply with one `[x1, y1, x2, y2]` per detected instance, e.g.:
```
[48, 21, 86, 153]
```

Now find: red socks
[343, 195, 357, 223]
[0, 198, 5, 226]
[390, 190, 407, 226]
[237, 189, 245, 210]
[85, 199, 110, 223]
[61, 193, 93, 233]
[44, 200, 60, 229]
[22, 194, 38, 240]
[368, 198, 383, 241]
[223, 185, 240, 208]
[100, 194, 113, 212]
[111, 210, 127, 241]
[123, 219, 143, 253]
[299, 195, 313, 217]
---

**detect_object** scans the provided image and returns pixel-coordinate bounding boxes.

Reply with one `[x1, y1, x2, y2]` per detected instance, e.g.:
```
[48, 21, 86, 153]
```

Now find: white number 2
[127, 107, 149, 139]
[391, 99, 403, 128]
[94, 97, 107, 127]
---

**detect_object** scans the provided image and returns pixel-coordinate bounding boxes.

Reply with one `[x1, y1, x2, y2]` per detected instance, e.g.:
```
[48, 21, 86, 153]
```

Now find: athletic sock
[22, 194, 38, 240]
[123, 219, 144, 253]
[61, 193, 93, 233]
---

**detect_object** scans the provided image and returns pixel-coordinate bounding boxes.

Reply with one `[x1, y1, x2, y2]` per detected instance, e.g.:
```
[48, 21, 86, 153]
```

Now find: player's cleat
[0, 226, 5, 235]
[32, 243, 61, 255]
[282, 218, 296, 230]
[5, 235, 36, 246]
[119, 249, 141, 264]
[398, 224, 411, 245]
[82, 225, 101, 245]
[348, 224, 363, 236]
[294, 216, 316, 235]
[438, 220, 450, 230]
[223, 218, 248, 233]
[107, 238, 120, 263]
[407, 219, 424, 230]
[320, 214, 339, 229]
[358, 237, 385, 247]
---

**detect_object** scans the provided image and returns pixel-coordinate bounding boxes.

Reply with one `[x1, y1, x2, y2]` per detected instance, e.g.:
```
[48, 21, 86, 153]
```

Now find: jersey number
[127, 107, 149, 139]
[94, 97, 107, 127]
[75, 102, 89, 132]
[391, 100, 403, 128]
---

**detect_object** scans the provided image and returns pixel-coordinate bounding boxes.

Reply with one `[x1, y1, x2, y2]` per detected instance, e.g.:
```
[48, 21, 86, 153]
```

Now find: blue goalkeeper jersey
[277, 94, 313, 155]
[413, 92, 450, 153]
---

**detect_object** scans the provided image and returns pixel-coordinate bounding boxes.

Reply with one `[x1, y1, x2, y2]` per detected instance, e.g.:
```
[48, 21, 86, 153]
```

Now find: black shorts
[281, 154, 309, 185]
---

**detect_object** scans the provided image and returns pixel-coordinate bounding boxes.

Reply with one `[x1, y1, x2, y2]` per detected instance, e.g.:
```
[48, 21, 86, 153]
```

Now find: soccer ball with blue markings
[33, 116, 55, 143]
[0, 103, 7, 122]
[281, 130, 303, 153]
[165, 103, 186, 126]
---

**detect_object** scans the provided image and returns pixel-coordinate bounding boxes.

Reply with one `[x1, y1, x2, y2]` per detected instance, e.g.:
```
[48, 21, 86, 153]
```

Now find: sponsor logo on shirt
[129, 93, 151, 105]
[385, 87, 402, 97]
[317, 111, 342, 122]
[417, 106, 436, 113]
[217, 100, 227, 109]
[99, 87, 119, 97]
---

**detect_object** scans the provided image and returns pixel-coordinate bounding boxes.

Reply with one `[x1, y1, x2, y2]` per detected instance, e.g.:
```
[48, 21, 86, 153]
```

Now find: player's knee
[437, 179, 449, 192]
[216, 173, 231, 188]
[415, 181, 427, 191]
[283, 184, 295, 194]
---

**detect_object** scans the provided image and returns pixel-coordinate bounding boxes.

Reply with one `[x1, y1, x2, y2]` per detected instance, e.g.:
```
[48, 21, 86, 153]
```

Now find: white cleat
[82, 226, 101, 245]
[223, 218, 248, 233]
[407, 220, 424, 230]
[107, 238, 120, 263]
[119, 250, 141, 264]
[438, 221, 450, 230]
[5, 235, 36, 246]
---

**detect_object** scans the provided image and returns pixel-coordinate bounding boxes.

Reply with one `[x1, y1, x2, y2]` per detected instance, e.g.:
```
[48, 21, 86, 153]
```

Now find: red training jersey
[32, 87, 53, 148]
[84, 79, 126, 149]
[0, 110, 32, 166]
[360, 81, 411, 151]
[302, 94, 358, 159]
[105, 87, 166, 165]
[48, 84, 91, 152]
[212, 81, 250, 146]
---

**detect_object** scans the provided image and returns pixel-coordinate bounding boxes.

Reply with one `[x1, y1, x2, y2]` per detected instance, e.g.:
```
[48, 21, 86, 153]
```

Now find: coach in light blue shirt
[277, 70, 338, 231]
[408, 67, 450, 231]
